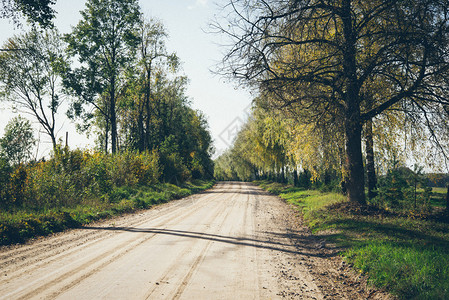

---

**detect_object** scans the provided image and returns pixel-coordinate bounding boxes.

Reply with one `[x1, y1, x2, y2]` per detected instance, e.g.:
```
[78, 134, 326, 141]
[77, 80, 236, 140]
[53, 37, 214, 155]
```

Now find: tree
[1, 0, 56, 28]
[65, 0, 141, 153]
[136, 18, 178, 151]
[0, 116, 35, 165]
[215, 0, 449, 204]
[214, 150, 239, 180]
[0, 28, 67, 150]
[118, 66, 214, 181]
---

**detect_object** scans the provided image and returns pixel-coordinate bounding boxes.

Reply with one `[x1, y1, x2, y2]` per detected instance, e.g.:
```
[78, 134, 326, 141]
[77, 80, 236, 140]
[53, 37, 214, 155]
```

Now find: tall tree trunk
[110, 78, 117, 154]
[345, 111, 366, 204]
[365, 119, 377, 200]
[110, 103, 117, 153]
[50, 134, 57, 152]
[281, 165, 285, 183]
[138, 111, 144, 151]
[144, 68, 151, 151]
[293, 167, 298, 187]
[342, 0, 366, 205]
[104, 117, 109, 153]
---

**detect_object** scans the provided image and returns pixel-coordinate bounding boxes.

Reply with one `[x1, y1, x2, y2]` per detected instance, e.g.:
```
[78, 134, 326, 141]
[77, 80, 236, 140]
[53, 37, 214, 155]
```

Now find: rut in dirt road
[0, 182, 389, 299]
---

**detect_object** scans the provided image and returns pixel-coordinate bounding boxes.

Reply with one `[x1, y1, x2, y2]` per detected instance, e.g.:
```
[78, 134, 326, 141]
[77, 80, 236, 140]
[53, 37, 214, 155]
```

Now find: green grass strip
[255, 181, 449, 300]
[0, 180, 214, 246]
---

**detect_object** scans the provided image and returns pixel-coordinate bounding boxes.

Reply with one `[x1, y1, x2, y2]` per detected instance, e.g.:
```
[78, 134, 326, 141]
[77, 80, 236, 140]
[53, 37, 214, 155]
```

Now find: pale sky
[0, 0, 252, 158]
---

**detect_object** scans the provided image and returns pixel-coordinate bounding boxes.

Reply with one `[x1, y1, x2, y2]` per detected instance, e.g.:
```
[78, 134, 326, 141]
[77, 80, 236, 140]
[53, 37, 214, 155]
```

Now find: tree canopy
[0, 116, 35, 165]
[0, 28, 67, 150]
[0, 0, 214, 185]
[1, 0, 56, 27]
[215, 0, 449, 204]
[64, 0, 142, 153]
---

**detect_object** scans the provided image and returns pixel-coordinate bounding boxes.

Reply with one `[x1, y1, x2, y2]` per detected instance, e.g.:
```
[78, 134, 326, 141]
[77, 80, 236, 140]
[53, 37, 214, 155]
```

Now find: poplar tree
[65, 0, 141, 153]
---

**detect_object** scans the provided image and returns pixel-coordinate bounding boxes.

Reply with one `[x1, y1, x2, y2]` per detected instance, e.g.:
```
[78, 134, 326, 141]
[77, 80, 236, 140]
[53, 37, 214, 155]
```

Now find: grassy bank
[0, 180, 214, 246]
[255, 180, 449, 299]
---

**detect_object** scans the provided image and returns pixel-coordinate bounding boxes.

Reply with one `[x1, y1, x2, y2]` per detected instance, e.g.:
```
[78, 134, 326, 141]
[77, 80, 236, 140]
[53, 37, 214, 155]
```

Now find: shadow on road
[202, 181, 269, 195]
[82, 226, 339, 258]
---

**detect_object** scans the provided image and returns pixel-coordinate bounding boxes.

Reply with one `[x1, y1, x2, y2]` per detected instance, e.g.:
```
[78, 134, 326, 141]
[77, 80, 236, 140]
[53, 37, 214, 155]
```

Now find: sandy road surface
[0, 182, 389, 299]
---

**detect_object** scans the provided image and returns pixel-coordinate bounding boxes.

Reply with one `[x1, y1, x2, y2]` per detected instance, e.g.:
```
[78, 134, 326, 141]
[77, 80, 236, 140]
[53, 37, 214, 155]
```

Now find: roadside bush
[26, 160, 77, 208]
[109, 150, 160, 186]
[0, 180, 215, 245]
[374, 166, 432, 213]
[83, 151, 112, 197]
[3, 148, 161, 210]
[0, 157, 12, 207]
[159, 135, 191, 183]
[318, 179, 341, 193]
[9, 164, 27, 207]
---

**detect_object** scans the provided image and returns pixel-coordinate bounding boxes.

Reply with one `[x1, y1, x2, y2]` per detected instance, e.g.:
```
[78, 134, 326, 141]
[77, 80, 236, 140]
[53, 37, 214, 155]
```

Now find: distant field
[431, 187, 447, 208]
[433, 187, 447, 194]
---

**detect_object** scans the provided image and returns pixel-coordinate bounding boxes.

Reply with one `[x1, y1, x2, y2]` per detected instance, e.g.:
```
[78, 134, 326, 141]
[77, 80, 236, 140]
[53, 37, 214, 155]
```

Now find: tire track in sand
[144, 183, 242, 299]
[0, 187, 223, 300]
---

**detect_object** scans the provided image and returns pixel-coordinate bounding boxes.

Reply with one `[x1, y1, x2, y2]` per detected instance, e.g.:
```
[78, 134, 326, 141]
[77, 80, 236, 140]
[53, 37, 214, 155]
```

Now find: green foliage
[0, 28, 67, 149]
[159, 135, 190, 183]
[0, 116, 35, 165]
[64, 7, 215, 174]
[1, 0, 56, 28]
[0, 147, 160, 210]
[257, 181, 449, 299]
[214, 150, 240, 181]
[0, 179, 214, 245]
[429, 187, 447, 208]
[9, 164, 27, 207]
[64, 0, 142, 153]
[347, 243, 449, 299]
[297, 169, 312, 189]
[374, 166, 432, 213]
[120, 70, 214, 182]
[0, 157, 12, 207]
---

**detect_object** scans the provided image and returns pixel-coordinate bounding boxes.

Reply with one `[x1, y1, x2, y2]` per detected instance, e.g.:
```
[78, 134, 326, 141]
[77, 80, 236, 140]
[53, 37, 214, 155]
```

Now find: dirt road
[0, 182, 389, 299]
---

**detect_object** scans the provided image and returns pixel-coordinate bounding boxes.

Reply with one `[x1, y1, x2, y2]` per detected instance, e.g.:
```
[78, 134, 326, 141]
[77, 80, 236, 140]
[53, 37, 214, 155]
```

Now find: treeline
[0, 0, 214, 212]
[215, 98, 449, 212]
[214, 0, 449, 211]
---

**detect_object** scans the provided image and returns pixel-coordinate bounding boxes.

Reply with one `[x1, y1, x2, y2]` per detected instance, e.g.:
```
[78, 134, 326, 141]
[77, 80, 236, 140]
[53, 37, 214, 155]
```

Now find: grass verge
[0, 180, 214, 246]
[254, 180, 449, 299]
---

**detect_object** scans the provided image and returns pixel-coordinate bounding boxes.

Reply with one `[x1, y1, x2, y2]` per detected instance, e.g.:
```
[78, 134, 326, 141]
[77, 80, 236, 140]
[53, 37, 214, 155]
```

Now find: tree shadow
[202, 182, 267, 195]
[201, 189, 266, 195]
[317, 217, 449, 251]
[83, 226, 339, 258]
